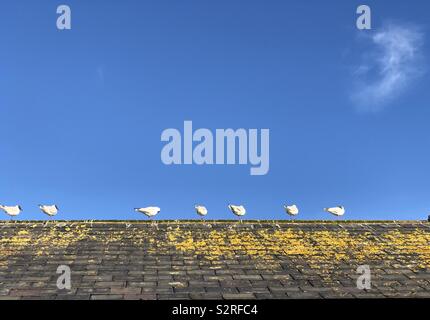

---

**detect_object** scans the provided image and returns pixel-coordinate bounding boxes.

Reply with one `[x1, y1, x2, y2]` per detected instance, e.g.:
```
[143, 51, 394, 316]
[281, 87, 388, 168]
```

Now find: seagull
[134, 207, 160, 223]
[39, 205, 59, 225]
[284, 204, 299, 220]
[195, 205, 208, 221]
[324, 206, 345, 219]
[39, 205, 59, 217]
[228, 204, 246, 223]
[0, 205, 22, 221]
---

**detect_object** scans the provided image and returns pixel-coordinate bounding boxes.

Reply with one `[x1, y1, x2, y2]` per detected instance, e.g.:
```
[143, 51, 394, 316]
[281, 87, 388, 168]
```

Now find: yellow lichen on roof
[0, 223, 93, 262]
[164, 226, 430, 270]
[0, 229, 33, 265]
[1, 222, 429, 272]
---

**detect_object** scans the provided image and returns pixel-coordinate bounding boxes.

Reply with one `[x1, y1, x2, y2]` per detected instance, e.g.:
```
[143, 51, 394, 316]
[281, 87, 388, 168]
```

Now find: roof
[1, 220, 429, 299]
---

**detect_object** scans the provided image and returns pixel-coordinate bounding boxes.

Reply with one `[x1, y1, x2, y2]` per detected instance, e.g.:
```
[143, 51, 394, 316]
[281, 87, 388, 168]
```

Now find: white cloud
[351, 24, 425, 112]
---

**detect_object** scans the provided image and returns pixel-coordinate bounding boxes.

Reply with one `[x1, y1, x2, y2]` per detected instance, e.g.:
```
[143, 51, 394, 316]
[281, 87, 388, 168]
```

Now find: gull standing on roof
[284, 204, 299, 220]
[195, 205, 208, 221]
[228, 204, 246, 223]
[324, 206, 345, 219]
[39, 205, 59, 225]
[0, 205, 22, 221]
[39, 205, 59, 217]
[134, 207, 160, 223]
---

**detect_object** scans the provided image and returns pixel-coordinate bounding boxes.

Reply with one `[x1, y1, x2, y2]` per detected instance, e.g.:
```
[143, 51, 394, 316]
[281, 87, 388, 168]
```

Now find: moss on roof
[1, 220, 429, 271]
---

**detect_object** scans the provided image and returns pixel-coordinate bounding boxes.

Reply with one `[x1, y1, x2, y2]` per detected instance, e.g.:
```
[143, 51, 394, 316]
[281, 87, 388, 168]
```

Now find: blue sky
[1, 0, 429, 220]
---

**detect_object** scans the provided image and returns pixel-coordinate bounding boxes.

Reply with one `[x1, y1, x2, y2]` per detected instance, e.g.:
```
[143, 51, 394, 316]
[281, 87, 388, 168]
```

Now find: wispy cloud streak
[351, 24, 425, 112]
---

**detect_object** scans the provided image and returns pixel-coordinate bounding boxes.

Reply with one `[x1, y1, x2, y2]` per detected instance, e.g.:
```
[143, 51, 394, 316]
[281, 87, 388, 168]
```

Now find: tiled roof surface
[0, 221, 429, 299]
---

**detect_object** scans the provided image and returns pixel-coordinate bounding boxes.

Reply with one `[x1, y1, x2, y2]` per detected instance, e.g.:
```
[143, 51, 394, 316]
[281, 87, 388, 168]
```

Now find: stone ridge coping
[0, 219, 428, 225]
